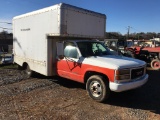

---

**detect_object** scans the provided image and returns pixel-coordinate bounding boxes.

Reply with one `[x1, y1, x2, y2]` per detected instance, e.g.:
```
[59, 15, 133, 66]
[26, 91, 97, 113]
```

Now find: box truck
[13, 3, 148, 102]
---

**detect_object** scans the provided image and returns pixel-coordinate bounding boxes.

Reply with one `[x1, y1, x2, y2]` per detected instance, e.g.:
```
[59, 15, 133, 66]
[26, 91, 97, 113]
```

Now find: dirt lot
[0, 65, 160, 120]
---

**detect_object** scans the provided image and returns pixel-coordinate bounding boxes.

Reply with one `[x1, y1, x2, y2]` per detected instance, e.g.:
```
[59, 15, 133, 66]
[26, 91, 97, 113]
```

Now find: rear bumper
[109, 74, 148, 92]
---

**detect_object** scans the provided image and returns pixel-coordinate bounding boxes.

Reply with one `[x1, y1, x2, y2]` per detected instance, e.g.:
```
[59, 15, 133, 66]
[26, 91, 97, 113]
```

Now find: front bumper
[109, 74, 148, 92]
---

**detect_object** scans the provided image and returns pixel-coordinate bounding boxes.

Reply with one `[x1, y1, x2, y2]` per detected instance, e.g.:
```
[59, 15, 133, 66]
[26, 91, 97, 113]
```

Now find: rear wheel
[25, 64, 33, 77]
[86, 75, 110, 102]
[151, 59, 160, 70]
[17, 65, 23, 70]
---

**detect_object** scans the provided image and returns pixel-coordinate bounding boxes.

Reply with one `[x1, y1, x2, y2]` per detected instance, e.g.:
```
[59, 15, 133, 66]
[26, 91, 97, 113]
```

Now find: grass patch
[0, 64, 18, 69]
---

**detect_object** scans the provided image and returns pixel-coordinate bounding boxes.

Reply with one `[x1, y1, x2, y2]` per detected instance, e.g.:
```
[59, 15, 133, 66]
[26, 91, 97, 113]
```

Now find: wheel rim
[90, 81, 102, 97]
[27, 70, 31, 75]
[153, 61, 160, 69]
[26, 65, 32, 76]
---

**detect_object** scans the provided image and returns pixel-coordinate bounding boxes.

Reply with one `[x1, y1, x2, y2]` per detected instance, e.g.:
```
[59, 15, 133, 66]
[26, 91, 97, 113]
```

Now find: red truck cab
[56, 40, 148, 102]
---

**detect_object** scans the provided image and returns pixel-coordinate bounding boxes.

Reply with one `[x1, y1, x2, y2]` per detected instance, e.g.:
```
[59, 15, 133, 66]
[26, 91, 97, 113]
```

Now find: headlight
[115, 69, 131, 80]
[116, 75, 130, 80]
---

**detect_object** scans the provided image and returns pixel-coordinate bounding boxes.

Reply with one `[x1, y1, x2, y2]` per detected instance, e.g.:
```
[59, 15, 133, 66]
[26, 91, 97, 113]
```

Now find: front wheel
[86, 75, 110, 102]
[150, 59, 160, 70]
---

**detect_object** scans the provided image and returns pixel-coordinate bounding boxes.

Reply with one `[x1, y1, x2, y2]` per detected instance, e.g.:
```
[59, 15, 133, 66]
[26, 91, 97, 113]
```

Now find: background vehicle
[13, 3, 148, 102]
[0, 55, 13, 65]
[125, 40, 160, 70]
[104, 39, 131, 56]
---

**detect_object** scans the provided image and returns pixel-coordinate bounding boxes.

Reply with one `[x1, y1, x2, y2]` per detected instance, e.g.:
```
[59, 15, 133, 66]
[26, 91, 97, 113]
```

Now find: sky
[0, 0, 160, 35]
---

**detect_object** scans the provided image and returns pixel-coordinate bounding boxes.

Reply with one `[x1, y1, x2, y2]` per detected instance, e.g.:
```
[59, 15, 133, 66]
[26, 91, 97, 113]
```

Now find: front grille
[131, 67, 144, 79]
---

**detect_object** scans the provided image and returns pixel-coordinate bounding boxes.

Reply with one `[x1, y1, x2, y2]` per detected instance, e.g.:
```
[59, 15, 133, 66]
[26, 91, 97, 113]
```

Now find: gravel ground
[0, 65, 160, 120]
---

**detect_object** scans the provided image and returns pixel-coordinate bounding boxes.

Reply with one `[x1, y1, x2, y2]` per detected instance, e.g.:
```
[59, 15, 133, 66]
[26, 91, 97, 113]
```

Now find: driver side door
[56, 42, 82, 82]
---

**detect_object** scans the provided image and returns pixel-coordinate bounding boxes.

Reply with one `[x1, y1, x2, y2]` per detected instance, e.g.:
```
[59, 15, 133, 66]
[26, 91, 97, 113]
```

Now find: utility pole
[127, 26, 132, 39]
[0, 22, 12, 24]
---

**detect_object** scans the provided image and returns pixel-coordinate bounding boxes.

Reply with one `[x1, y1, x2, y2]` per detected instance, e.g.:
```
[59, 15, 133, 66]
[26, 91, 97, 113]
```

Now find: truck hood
[84, 55, 146, 69]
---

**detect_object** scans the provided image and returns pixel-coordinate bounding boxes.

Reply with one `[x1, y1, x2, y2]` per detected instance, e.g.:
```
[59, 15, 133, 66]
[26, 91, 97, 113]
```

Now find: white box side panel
[13, 3, 106, 75]
[66, 10, 105, 38]
[13, 9, 59, 75]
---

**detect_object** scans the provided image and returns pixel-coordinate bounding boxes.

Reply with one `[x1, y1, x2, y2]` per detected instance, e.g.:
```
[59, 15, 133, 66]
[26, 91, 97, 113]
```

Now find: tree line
[0, 31, 12, 39]
[105, 32, 160, 40]
[0, 31, 160, 40]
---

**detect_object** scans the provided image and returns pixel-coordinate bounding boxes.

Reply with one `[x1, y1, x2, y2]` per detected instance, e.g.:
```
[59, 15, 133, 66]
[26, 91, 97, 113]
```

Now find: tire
[86, 75, 110, 102]
[25, 64, 33, 77]
[150, 59, 160, 70]
[17, 65, 23, 70]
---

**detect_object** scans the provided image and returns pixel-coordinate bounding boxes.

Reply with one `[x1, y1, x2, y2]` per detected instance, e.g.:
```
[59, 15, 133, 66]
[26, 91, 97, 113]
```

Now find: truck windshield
[77, 41, 113, 57]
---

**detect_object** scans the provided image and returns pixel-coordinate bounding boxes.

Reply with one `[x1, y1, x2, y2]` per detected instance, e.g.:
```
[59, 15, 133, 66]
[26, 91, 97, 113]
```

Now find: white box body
[13, 3, 106, 76]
